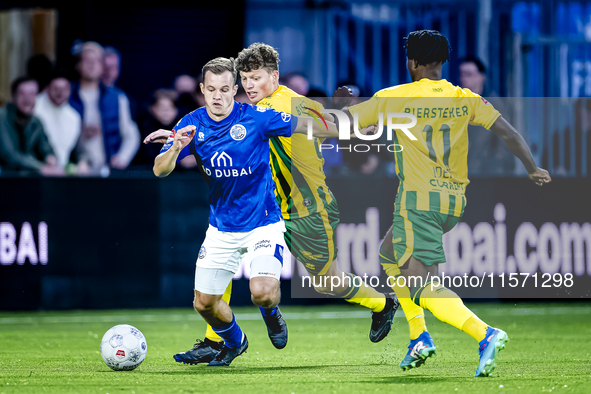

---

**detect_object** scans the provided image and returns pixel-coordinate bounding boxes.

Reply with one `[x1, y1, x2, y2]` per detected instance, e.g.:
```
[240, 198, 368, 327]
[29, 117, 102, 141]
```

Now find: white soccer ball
[100, 324, 147, 371]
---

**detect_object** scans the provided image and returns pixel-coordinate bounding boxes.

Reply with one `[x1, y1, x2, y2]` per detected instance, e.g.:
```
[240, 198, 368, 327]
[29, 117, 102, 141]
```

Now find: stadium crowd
[0, 40, 511, 178]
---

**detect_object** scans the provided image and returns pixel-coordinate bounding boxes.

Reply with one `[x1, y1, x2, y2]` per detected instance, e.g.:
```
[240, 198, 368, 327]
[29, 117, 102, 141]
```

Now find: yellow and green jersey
[349, 78, 500, 217]
[256, 85, 335, 220]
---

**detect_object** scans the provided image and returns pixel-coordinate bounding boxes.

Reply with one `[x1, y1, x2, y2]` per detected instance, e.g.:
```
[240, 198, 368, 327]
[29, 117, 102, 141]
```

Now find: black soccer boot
[261, 307, 288, 349]
[173, 338, 223, 364]
[370, 293, 400, 342]
[207, 335, 249, 367]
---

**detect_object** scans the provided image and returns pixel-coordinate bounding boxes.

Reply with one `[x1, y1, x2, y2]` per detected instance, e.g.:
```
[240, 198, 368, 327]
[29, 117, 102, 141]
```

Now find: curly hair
[235, 43, 280, 74]
[403, 30, 451, 66]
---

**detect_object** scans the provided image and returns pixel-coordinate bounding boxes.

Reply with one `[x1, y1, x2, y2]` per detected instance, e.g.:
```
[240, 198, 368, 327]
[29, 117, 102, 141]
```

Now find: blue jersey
[161, 101, 296, 232]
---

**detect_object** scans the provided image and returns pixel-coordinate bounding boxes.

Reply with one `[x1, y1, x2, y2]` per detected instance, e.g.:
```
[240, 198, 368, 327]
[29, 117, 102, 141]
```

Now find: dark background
[1, 0, 245, 105]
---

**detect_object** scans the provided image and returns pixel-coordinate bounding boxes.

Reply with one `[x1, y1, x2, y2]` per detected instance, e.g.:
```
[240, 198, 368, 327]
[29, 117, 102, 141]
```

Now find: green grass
[1, 302, 590, 393]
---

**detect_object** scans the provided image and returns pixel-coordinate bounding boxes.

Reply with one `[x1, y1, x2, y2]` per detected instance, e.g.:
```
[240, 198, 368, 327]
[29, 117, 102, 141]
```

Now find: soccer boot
[173, 338, 223, 364]
[370, 293, 400, 343]
[207, 335, 249, 367]
[400, 331, 437, 370]
[261, 307, 288, 349]
[474, 327, 508, 377]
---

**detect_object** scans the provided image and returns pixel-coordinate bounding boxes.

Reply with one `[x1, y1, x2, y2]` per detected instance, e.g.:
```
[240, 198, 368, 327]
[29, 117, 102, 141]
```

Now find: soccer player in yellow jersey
[347, 30, 551, 377]
[165, 43, 399, 365]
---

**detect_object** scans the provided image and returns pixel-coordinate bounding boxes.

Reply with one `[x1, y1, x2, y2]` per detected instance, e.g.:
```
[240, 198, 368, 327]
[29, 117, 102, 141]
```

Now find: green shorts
[392, 209, 461, 268]
[285, 200, 340, 275]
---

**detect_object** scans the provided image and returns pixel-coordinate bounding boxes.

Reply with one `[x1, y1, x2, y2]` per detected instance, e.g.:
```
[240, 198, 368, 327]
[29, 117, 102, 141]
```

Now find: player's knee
[313, 285, 335, 296]
[311, 273, 340, 296]
[251, 293, 275, 308]
[250, 286, 275, 306]
[250, 279, 278, 307]
[313, 276, 332, 295]
[193, 293, 216, 312]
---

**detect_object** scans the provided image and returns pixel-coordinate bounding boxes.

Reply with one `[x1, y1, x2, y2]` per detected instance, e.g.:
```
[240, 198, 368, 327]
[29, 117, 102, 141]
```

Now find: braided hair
[403, 30, 451, 66]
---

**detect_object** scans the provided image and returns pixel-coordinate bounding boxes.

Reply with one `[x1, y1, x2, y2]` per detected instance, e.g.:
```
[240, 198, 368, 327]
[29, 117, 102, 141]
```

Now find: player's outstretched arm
[153, 125, 196, 178]
[144, 129, 173, 145]
[490, 117, 552, 186]
[292, 116, 376, 138]
[292, 116, 339, 138]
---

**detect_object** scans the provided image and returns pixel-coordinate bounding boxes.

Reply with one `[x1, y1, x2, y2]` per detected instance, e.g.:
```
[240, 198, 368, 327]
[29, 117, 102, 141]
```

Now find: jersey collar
[417, 78, 448, 84]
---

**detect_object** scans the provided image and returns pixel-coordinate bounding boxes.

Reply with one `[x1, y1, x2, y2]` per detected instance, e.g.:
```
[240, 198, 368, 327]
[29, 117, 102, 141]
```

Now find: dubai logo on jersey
[303, 107, 328, 131]
[230, 124, 247, 140]
[203, 151, 253, 178]
[210, 151, 233, 167]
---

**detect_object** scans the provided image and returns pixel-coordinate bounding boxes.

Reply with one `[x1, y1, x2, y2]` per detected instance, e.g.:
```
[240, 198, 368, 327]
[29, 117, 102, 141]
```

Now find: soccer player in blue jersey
[153, 57, 363, 367]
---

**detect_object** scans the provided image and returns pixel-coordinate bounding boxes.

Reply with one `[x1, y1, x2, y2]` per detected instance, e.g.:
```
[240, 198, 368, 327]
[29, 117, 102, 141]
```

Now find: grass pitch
[1, 302, 590, 393]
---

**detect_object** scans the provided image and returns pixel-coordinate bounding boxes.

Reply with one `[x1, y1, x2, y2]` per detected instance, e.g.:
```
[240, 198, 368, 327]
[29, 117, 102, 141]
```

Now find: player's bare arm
[291, 116, 339, 138]
[292, 115, 376, 138]
[143, 129, 172, 144]
[153, 125, 196, 178]
[489, 117, 552, 186]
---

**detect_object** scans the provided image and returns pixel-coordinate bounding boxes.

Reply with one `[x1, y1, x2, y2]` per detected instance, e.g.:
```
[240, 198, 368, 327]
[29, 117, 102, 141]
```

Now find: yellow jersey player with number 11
[348, 30, 551, 377]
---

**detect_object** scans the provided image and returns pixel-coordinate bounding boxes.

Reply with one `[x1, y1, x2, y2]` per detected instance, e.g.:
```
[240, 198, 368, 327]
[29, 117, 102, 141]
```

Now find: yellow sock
[417, 283, 488, 342]
[346, 283, 386, 313]
[204, 281, 232, 342]
[461, 316, 488, 342]
[331, 272, 385, 312]
[408, 314, 427, 340]
[382, 263, 427, 339]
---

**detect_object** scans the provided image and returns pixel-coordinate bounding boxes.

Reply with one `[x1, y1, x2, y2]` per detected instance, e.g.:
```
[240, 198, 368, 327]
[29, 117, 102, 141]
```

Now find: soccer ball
[100, 324, 147, 371]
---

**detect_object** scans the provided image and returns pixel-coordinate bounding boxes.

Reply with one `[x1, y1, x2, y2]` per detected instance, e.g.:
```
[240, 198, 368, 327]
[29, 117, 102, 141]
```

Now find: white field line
[0, 306, 589, 325]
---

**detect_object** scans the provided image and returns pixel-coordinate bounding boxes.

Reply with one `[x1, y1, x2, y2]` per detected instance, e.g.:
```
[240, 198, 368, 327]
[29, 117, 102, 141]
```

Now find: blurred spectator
[27, 54, 53, 93]
[174, 74, 199, 115]
[0, 76, 61, 175]
[459, 56, 515, 176]
[34, 68, 86, 175]
[284, 71, 328, 98]
[193, 73, 206, 108]
[101, 46, 138, 120]
[134, 89, 181, 166]
[101, 46, 121, 88]
[69, 41, 140, 175]
[174, 74, 196, 94]
[285, 71, 309, 96]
